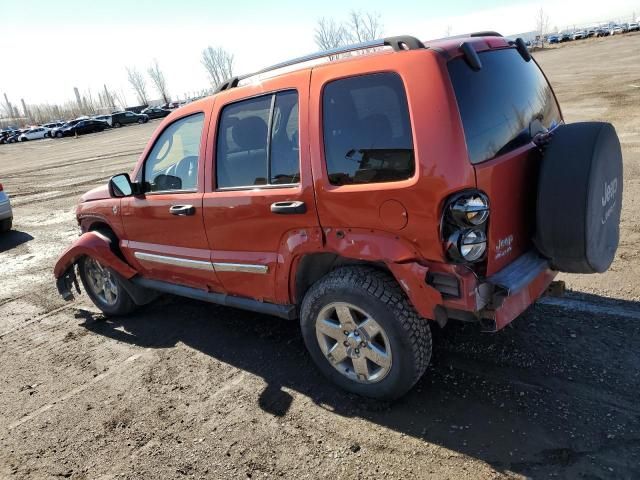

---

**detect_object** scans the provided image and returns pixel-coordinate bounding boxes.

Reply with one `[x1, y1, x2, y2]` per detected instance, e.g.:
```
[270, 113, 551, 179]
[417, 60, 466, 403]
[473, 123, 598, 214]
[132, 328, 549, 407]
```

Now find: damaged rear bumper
[478, 251, 557, 331]
[428, 251, 557, 332]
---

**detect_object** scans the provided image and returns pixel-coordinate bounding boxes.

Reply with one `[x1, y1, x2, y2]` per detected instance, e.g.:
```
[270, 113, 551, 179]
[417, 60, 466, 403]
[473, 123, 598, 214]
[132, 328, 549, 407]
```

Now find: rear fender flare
[281, 227, 443, 319]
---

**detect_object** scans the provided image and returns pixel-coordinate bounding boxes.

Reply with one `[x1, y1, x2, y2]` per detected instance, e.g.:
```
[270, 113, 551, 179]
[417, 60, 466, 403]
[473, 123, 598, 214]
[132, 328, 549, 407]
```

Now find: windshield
[448, 47, 562, 164]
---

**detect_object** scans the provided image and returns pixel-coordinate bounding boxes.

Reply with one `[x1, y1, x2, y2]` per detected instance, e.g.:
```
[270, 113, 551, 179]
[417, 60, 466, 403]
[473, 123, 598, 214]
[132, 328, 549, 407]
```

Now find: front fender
[54, 231, 139, 300]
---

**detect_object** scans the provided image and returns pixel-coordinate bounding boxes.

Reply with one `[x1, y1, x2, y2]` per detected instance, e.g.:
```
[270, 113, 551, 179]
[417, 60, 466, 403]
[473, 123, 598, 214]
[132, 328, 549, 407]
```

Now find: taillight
[442, 191, 489, 263]
[0, 183, 3, 192]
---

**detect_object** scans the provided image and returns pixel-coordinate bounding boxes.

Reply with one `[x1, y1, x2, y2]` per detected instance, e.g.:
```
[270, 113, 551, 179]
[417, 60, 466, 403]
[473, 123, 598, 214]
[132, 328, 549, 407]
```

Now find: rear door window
[448, 48, 562, 164]
[216, 90, 300, 189]
[322, 73, 414, 186]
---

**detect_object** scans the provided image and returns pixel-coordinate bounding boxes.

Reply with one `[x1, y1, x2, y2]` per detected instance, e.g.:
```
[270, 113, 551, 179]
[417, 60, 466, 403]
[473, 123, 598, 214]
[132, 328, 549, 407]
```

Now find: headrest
[231, 116, 267, 150]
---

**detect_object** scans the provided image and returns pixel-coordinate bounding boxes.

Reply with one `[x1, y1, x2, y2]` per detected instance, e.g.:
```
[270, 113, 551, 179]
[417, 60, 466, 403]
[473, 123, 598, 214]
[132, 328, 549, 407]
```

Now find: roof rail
[215, 77, 239, 93]
[470, 31, 503, 37]
[215, 35, 426, 92]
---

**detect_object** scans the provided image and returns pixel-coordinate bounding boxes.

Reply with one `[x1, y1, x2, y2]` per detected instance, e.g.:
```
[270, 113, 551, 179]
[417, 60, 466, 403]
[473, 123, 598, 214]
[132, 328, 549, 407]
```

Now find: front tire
[300, 266, 432, 400]
[55, 131, 63, 138]
[78, 256, 136, 316]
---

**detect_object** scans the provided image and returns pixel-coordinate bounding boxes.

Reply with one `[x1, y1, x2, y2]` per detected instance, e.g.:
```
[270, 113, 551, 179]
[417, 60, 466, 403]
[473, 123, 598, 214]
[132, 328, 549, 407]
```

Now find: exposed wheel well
[87, 222, 122, 258]
[294, 253, 391, 304]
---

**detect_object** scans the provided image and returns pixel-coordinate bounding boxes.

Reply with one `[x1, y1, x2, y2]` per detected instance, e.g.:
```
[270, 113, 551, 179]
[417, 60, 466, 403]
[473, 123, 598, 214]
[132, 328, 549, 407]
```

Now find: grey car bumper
[0, 198, 13, 221]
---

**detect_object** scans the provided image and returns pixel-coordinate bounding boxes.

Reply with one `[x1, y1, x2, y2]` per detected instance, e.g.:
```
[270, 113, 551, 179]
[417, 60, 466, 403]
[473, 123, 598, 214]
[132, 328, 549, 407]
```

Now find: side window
[322, 73, 414, 186]
[144, 113, 204, 192]
[216, 90, 300, 189]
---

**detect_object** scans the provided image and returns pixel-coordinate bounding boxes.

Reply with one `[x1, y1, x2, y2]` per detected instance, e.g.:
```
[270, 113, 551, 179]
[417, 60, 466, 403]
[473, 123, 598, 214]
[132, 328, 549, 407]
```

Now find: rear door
[447, 47, 562, 275]
[202, 70, 319, 304]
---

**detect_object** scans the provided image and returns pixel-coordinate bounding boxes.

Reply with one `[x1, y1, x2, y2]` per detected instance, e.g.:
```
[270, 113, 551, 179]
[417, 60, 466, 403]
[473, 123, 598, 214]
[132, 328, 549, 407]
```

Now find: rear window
[322, 73, 414, 186]
[448, 48, 561, 164]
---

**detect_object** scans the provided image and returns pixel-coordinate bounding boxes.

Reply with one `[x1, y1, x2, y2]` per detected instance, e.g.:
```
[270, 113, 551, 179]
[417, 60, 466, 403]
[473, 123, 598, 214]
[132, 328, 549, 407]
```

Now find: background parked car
[140, 107, 171, 119]
[610, 25, 624, 35]
[19, 127, 50, 142]
[42, 122, 65, 136]
[4, 130, 27, 143]
[51, 117, 89, 138]
[92, 115, 112, 126]
[110, 111, 149, 127]
[58, 119, 109, 137]
[628, 23, 639, 32]
[0, 130, 19, 144]
[0, 181, 13, 232]
[548, 35, 560, 44]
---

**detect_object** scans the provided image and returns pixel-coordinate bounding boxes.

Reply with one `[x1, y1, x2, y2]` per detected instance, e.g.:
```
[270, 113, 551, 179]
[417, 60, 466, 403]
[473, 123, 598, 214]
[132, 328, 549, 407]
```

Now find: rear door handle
[169, 205, 195, 216]
[270, 201, 307, 215]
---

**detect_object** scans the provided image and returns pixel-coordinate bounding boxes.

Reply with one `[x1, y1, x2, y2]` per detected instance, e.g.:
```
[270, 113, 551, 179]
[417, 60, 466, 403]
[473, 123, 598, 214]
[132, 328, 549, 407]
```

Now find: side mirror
[108, 173, 134, 197]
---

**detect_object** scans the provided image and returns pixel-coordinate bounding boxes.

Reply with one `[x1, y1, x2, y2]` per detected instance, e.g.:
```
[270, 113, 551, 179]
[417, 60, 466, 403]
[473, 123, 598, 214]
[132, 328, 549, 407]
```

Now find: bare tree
[148, 59, 170, 104]
[126, 67, 149, 105]
[201, 46, 234, 89]
[444, 25, 453, 37]
[314, 17, 347, 51]
[535, 7, 550, 47]
[345, 10, 383, 43]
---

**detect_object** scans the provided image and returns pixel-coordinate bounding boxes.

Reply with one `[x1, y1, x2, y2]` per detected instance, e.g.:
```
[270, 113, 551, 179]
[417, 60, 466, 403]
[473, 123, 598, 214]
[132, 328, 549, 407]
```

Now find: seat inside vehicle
[217, 116, 269, 187]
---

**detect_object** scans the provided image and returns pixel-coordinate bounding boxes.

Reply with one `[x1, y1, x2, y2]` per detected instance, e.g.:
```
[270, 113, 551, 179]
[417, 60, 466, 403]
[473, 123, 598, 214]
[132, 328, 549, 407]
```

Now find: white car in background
[610, 25, 624, 35]
[0, 182, 13, 232]
[18, 127, 50, 142]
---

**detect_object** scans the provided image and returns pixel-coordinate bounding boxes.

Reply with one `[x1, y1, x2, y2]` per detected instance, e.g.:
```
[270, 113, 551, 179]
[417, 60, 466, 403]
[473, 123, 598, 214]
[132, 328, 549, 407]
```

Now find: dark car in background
[58, 119, 109, 137]
[51, 117, 88, 138]
[93, 115, 112, 126]
[140, 107, 171, 120]
[4, 130, 26, 143]
[0, 130, 18, 144]
[110, 111, 149, 127]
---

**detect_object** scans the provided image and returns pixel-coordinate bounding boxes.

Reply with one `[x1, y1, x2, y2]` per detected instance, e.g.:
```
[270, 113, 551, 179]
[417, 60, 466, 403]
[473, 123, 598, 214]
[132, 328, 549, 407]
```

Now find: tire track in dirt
[7, 349, 151, 430]
[0, 304, 73, 339]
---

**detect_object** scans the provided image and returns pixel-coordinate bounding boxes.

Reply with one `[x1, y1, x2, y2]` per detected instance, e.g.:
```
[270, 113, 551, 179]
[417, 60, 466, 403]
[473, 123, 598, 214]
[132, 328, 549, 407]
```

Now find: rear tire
[55, 131, 63, 138]
[114, 122, 122, 128]
[300, 266, 432, 400]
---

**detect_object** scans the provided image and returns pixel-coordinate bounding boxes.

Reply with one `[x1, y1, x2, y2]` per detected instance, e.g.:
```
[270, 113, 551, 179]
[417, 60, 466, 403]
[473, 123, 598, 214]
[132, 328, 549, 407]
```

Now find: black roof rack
[215, 35, 426, 93]
[470, 31, 503, 37]
[429, 31, 504, 42]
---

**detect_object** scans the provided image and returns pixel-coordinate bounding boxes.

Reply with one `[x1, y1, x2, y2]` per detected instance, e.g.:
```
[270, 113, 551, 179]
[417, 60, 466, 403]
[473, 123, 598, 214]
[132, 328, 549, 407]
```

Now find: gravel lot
[1, 34, 639, 479]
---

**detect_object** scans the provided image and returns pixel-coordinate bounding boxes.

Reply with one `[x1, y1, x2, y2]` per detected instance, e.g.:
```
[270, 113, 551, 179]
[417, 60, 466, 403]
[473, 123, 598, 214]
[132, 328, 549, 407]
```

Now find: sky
[1, 0, 638, 108]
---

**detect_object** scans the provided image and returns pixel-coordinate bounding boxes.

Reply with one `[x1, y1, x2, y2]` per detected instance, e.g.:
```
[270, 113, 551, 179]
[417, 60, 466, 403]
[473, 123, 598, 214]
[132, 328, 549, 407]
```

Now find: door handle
[169, 205, 195, 216]
[270, 201, 307, 215]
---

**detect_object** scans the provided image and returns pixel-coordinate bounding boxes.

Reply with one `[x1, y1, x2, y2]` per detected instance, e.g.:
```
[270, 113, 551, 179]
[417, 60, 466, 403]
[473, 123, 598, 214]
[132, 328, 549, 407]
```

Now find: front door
[202, 70, 320, 304]
[120, 111, 223, 291]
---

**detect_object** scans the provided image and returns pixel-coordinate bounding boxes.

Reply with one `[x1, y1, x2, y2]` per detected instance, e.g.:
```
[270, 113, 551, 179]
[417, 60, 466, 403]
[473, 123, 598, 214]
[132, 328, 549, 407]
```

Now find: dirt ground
[1, 33, 639, 480]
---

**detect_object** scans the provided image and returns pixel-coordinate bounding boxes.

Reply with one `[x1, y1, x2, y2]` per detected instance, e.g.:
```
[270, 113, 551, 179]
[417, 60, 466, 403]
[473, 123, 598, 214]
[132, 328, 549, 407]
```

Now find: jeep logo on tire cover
[601, 177, 618, 225]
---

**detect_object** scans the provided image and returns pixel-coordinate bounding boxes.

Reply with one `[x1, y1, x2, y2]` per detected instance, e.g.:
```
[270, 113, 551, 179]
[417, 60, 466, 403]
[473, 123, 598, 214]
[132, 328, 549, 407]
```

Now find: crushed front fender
[53, 231, 138, 300]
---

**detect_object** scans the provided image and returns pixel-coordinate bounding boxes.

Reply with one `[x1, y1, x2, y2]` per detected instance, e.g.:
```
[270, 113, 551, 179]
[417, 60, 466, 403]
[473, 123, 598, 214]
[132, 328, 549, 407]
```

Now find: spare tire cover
[535, 122, 623, 273]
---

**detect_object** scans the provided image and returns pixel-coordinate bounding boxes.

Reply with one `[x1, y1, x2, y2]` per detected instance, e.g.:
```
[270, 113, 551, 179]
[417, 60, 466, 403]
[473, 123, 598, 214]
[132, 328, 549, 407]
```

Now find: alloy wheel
[84, 258, 119, 306]
[315, 302, 393, 384]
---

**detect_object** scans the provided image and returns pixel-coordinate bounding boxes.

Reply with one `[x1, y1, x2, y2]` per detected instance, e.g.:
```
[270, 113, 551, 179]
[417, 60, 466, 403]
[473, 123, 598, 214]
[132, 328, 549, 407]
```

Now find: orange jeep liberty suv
[54, 33, 623, 399]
